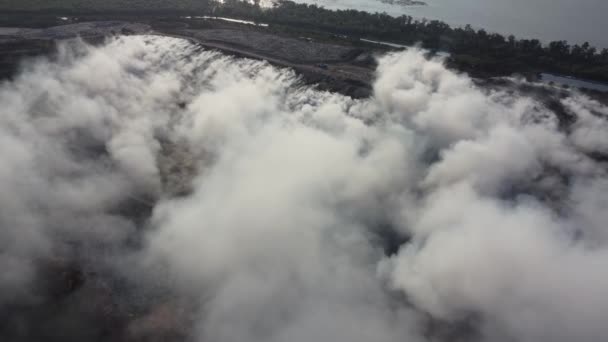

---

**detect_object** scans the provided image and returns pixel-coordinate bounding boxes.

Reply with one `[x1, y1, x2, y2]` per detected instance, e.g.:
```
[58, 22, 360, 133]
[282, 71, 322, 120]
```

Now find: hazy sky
[296, 0, 608, 47]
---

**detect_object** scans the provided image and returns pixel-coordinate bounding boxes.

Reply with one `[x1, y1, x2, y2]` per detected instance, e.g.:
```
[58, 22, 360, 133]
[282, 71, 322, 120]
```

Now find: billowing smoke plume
[1, 35, 608, 342]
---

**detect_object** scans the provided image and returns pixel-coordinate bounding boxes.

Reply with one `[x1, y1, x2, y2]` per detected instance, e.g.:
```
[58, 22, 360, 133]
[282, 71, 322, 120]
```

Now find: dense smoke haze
[1, 35, 608, 342]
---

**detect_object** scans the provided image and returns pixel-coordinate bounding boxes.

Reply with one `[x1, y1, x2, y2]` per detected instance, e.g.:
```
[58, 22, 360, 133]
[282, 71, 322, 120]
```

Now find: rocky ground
[0, 22, 150, 79]
[0, 19, 380, 97]
[165, 26, 376, 97]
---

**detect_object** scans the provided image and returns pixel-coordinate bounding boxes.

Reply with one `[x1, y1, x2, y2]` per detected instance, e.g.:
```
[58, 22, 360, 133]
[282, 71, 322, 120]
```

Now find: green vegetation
[2, 0, 608, 82]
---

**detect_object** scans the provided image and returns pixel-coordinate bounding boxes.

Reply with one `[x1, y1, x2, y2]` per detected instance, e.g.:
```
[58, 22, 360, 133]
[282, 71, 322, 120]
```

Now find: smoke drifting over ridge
[1, 35, 608, 342]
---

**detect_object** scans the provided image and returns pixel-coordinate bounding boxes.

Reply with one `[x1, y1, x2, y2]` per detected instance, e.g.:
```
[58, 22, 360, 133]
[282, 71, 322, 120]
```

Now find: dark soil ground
[0, 17, 379, 97]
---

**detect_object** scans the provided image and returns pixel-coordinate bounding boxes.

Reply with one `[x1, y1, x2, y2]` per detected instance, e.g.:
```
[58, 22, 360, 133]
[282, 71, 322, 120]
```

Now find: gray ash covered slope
[0, 22, 149, 79]
[0, 20, 378, 97]
[179, 28, 358, 63]
[2, 34, 608, 342]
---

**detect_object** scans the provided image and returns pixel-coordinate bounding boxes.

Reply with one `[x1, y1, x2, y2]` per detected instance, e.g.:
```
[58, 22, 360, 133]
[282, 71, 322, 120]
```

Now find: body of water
[182, 16, 269, 27]
[360, 38, 408, 48]
[541, 73, 608, 92]
[295, 0, 608, 48]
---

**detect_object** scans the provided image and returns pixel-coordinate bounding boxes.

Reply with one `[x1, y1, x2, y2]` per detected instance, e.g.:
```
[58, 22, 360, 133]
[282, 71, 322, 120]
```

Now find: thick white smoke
[1, 35, 608, 342]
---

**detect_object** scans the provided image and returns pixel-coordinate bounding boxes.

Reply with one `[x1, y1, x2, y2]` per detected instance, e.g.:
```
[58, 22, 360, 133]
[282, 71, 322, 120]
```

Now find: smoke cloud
[1, 35, 608, 342]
